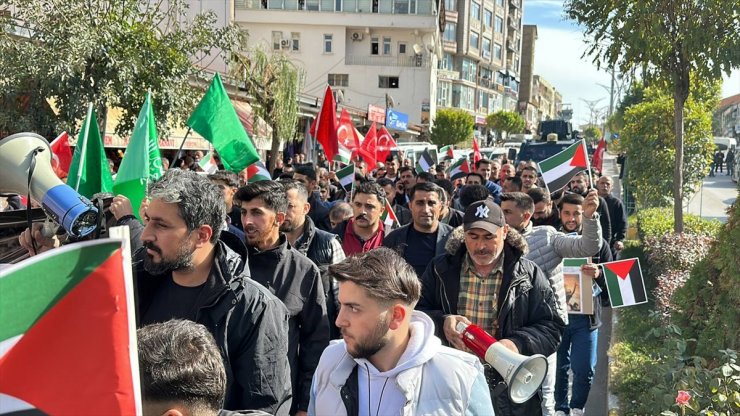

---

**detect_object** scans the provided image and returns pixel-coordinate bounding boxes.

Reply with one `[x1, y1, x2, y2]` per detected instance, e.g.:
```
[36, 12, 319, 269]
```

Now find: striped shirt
[457, 253, 504, 336]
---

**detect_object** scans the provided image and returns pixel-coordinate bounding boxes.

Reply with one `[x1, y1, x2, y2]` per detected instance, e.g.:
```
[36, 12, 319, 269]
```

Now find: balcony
[235, 0, 436, 15]
[509, 0, 520, 9]
[345, 54, 431, 67]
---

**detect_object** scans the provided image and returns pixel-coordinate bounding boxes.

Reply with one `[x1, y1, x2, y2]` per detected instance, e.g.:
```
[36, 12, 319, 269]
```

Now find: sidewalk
[686, 172, 737, 222]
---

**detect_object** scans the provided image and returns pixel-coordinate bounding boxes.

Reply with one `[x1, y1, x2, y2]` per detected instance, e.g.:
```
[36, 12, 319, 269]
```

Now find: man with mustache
[418, 199, 565, 415]
[330, 181, 388, 256]
[235, 180, 330, 416]
[309, 248, 495, 416]
[21, 170, 293, 414]
[382, 182, 453, 278]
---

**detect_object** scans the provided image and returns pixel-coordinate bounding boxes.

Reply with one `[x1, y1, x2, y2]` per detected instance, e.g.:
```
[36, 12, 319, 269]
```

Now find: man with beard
[309, 248, 495, 416]
[293, 165, 332, 231]
[236, 180, 330, 416]
[383, 157, 400, 181]
[475, 158, 503, 203]
[20, 170, 293, 414]
[568, 172, 612, 245]
[529, 187, 560, 229]
[596, 175, 627, 254]
[395, 166, 417, 207]
[331, 181, 388, 256]
[520, 165, 539, 193]
[382, 182, 453, 278]
[377, 178, 412, 227]
[418, 199, 564, 415]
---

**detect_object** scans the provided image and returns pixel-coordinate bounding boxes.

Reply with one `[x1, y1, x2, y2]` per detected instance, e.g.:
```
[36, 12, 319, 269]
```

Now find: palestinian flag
[416, 149, 435, 174]
[198, 150, 219, 174]
[538, 139, 590, 192]
[246, 160, 271, 182]
[336, 163, 355, 192]
[0, 239, 141, 415]
[440, 145, 454, 161]
[448, 157, 471, 181]
[381, 199, 399, 229]
[602, 258, 647, 308]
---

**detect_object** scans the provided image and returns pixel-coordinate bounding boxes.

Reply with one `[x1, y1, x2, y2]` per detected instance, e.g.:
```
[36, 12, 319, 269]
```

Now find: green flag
[68, 104, 114, 199]
[113, 92, 164, 219]
[187, 74, 259, 172]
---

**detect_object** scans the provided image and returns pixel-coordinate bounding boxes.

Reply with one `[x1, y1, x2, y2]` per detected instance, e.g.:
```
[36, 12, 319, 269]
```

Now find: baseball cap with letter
[463, 199, 505, 234]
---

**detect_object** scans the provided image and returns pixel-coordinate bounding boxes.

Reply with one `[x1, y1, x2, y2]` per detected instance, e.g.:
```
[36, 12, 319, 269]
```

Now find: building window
[444, 22, 456, 42]
[394, 0, 414, 13]
[479, 90, 489, 110]
[471, 1, 481, 20]
[482, 37, 491, 58]
[379, 76, 400, 88]
[272, 31, 282, 50]
[496, 0, 503, 6]
[371, 36, 379, 55]
[438, 53, 454, 71]
[335, 0, 342, 11]
[494, 42, 502, 60]
[484, 9, 493, 28]
[495, 15, 504, 33]
[328, 73, 349, 87]
[291, 32, 300, 51]
[324, 34, 333, 53]
[437, 81, 451, 107]
[307, 0, 319, 10]
[469, 31, 479, 50]
[398, 42, 407, 54]
[383, 37, 392, 55]
[462, 59, 477, 82]
[445, 0, 456, 11]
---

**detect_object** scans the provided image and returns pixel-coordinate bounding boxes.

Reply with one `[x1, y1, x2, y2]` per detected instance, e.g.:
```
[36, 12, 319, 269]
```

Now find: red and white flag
[472, 138, 482, 164]
[310, 86, 339, 161]
[49, 131, 73, 179]
[376, 126, 397, 163]
[591, 137, 607, 173]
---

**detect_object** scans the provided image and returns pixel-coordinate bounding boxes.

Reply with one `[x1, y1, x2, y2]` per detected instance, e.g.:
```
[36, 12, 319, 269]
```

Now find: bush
[636, 207, 722, 240]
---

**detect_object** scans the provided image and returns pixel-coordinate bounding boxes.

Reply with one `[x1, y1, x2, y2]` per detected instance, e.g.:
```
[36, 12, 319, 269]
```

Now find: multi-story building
[534, 75, 557, 121]
[714, 93, 740, 139]
[435, 0, 523, 143]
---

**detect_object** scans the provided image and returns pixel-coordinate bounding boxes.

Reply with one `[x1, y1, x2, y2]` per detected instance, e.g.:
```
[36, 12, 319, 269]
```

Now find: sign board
[386, 108, 409, 131]
[368, 104, 387, 123]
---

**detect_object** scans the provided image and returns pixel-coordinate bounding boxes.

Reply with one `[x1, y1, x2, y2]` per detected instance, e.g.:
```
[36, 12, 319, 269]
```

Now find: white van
[714, 137, 737, 152]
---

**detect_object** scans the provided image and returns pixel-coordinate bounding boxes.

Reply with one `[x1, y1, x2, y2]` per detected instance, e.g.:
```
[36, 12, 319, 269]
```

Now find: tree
[565, 0, 740, 233]
[430, 108, 474, 147]
[0, 0, 242, 137]
[486, 110, 525, 142]
[583, 126, 602, 143]
[233, 48, 302, 172]
[621, 82, 717, 208]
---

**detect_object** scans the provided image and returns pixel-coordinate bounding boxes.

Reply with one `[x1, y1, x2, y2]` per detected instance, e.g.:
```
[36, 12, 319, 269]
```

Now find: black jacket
[602, 194, 627, 244]
[382, 222, 453, 277]
[308, 191, 332, 232]
[247, 236, 329, 412]
[441, 208, 464, 228]
[567, 192, 612, 244]
[394, 203, 412, 226]
[134, 239, 292, 415]
[417, 227, 565, 415]
[589, 238, 613, 330]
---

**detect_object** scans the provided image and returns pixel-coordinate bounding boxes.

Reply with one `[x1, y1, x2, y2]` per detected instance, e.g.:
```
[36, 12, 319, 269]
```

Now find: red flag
[376, 126, 397, 163]
[337, 109, 360, 150]
[313, 86, 339, 161]
[591, 137, 607, 172]
[472, 138, 482, 164]
[357, 122, 378, 171]
[49, 132, 72, 178]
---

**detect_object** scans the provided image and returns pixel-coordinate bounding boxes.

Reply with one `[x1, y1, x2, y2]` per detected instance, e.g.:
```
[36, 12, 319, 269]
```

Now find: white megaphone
[0, 132, 98, 238]
[456, 321, 548, 404]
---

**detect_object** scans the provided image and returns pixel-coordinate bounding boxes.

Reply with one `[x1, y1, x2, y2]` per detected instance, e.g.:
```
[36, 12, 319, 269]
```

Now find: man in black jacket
[418, 199, 565, 416]
[235, 181, 330, 416]
[378, 178, 412, 227]
[382, 182, 453, 278]
[568, 171, 612, 245]
[25, 170, 293, 414]
[596, 175, 627, 254]
[293, 165, 332, 231]
[280, 180, 345, 338]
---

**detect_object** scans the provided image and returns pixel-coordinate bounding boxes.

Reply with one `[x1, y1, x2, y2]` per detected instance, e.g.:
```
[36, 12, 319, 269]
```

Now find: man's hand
[19, 223, 61, 256]
[138, 198, 150, 224]
[443, 315, 471, 351]
[613, 240, 624, 251]
[583, 189, 600, 219]
[496, 339, 519, 354]
[581, 263, 600, 280]
[109, 195, 134, 220]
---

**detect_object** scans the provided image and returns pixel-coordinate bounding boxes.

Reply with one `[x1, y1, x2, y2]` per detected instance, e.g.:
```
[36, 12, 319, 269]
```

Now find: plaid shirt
[458, 253, 504, 336]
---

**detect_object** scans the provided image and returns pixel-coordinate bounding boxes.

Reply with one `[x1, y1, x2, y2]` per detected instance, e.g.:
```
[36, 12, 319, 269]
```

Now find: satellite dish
[412, 43, 424, 55]
[385, 93, 396, 108]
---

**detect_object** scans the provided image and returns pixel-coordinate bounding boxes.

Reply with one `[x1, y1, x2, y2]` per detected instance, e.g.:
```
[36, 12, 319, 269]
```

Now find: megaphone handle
[25, 146, 45, 255]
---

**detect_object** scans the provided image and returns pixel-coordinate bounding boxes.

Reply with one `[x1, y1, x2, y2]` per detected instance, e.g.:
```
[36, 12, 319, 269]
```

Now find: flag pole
[583, 138, 596, 190]
[172, 127, 192, 169]
[74, 103, 94, 192]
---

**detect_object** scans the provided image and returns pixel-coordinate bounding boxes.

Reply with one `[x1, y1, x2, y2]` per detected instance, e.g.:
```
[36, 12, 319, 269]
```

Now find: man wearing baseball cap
[418, 198, 565, 416]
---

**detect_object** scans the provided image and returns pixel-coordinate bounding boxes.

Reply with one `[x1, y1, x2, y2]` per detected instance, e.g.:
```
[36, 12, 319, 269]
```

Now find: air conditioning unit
[351, 32, 364, 41]
[280, 39, 291, 49]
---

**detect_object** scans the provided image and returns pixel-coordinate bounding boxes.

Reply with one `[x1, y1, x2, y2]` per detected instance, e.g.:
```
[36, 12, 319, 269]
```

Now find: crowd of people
[16, 148, 629, 416]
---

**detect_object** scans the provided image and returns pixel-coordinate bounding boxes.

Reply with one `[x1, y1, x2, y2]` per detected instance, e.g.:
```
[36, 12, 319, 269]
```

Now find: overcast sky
[522, 0, 740, 127]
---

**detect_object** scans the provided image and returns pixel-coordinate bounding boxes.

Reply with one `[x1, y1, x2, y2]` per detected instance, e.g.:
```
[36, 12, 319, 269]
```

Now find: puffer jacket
[134, 239, 292, 415]
[520, 214, 602, 325]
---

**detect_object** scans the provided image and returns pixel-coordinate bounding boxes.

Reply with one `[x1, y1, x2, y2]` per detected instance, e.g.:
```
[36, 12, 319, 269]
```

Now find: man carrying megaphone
[418, 198, 566, 416]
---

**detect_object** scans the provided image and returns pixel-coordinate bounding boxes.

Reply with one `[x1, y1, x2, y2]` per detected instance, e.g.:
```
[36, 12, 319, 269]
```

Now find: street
[686, 171, 737, 222]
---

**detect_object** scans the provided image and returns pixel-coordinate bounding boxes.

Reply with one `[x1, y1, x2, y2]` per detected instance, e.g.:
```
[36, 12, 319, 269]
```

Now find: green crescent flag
[67, 104, 114, 199]
[113, 92, 163, 219]
[187, 74, 259, 173]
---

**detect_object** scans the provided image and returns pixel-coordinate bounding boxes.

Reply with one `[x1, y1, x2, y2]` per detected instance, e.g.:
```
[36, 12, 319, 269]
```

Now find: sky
[522, 0, 740, 127]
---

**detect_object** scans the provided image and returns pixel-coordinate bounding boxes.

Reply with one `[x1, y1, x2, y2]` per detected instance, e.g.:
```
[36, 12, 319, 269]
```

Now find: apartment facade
[435, 0, 523, 143]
